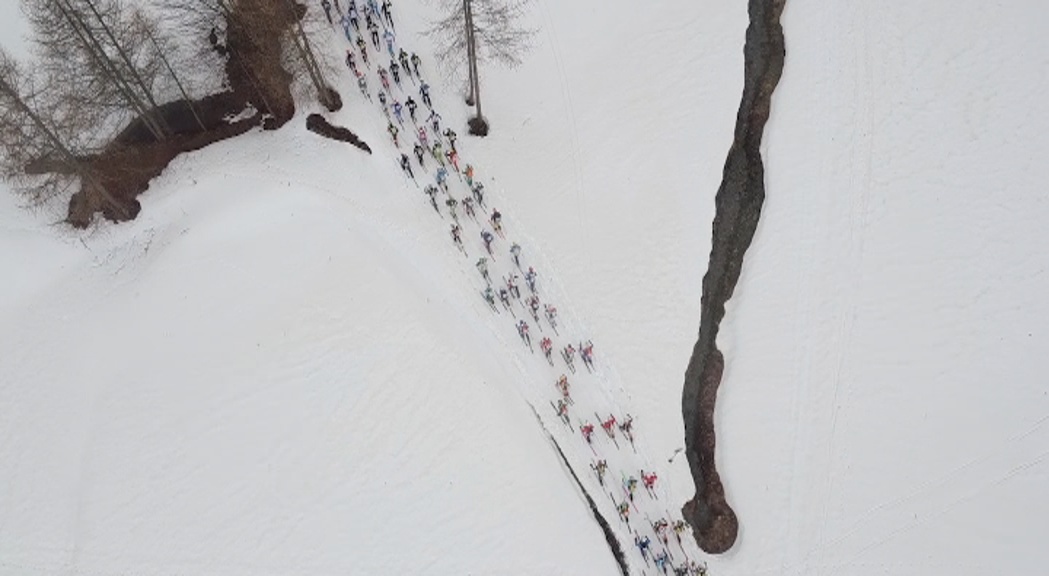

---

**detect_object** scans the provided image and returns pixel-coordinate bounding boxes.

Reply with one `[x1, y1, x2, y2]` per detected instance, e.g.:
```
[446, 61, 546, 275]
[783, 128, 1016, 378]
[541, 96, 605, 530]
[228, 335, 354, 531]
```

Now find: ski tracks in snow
[327, 6, 710, 574]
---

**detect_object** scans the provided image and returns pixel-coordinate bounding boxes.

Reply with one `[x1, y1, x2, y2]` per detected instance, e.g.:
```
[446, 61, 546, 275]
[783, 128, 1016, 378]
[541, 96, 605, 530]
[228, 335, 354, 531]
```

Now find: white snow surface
[2, 0, 1049, 575]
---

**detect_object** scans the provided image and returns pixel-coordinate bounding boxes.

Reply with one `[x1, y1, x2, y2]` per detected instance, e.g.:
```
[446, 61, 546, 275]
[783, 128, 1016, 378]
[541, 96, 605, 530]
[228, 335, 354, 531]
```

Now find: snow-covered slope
[3, 0, 1048, 575]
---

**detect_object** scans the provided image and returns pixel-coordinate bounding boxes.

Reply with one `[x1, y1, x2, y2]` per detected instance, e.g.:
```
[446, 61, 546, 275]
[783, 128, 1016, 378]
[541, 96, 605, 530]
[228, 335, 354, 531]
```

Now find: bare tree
[0, 48, 126, 217]
[426, 0, 533, 135]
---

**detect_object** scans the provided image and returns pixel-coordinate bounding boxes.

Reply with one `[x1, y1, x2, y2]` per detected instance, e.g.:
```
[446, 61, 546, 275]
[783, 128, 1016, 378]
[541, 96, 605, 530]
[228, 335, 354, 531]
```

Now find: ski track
[334, 6, 708, 574]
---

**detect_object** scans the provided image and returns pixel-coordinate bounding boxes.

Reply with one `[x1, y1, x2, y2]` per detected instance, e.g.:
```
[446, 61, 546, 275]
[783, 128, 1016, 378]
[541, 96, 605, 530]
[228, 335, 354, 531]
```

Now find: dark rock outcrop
[306, 114, 372, 153]
[681, 0, 786, 554]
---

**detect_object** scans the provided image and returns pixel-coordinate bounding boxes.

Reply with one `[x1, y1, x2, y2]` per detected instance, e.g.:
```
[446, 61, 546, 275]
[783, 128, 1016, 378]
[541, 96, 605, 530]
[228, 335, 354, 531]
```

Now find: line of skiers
[336, 5, 711, 572]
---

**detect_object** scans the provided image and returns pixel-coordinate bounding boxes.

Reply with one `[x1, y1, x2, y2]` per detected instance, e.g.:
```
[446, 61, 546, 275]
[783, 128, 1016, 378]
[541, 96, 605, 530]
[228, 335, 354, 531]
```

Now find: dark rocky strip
[306, 114, 372, 153]
[680, 0, 786, 554]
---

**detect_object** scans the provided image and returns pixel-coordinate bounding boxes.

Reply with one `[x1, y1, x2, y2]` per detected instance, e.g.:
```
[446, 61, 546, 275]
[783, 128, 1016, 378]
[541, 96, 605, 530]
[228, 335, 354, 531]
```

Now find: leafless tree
[0, 48, 126, 217]
[279, 0, 339, 111]
[426, 0, 533, 135]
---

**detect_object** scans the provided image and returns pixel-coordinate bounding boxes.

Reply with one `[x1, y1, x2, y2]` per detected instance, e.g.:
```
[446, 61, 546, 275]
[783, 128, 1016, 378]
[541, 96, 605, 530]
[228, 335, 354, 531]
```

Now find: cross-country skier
[592, 459, 608, 485]
[509, 242, 522, 268]
[345, 50, 358, 75]
[443, 128, 458, 151]
[472, 182, 485, 207]
[389, 59, 401, 85]
[419, 81, 432, 108]
[348, 1, 359, 29]
[540, 336, 553, 362]
[545, 304, 558, 329]
[464, 164, 475, 187]
[377, 90, 388, 110]
[356, 73, 370, 99]
[481, 229, 495, 255]
[450, 223, 462, 248]
[432, 141, 445, 166]
[410, 52, 422, 76]
[476, 257, 490, 283]
[554, 398, 569, 423]
[517, 319, 531, 346]
[525, 266, 538, 293]
[428, 110, 442, 134]
[653, 551, 670, 574]
[416, 126, 428, 149]
[392, 100, 404, 124]
[506, 273, 520, 299]
[436, 166, 449, 192]
[462, 196, 475, 219]
[634, 534, 652, 561]
[617, 500, 630, 523]
[562, 342, 576, 369]
[482, 285, 497, 309]
[382, 29, 395, 56]
[623, 475, 638, 501]
[387, 122, 399, 147]
[555, 374, 570, 401]
[340, 12, 353, 41]
[691, 560, 708, 576]
[526, 295, 541, 323]
[652, 518, 669, 545]
[671, 519, 688, 543]
[381, 0, 394, 28]
[406, 96, 418, 122]
[673, 564, 689, 576]
[498, 287, 511, 309]
[642, 470, 658, 491]
[413, 142, 425, 167]
[398, 49, 411, 78]
[445, 196, 458, 221]
[378, 66, 391, 92]
[369, 20, 380, 49]
[601, 414, 617, 438]
[490, 208, 503, 234]
[424, 184, 439, 212]
[356, 36, 369, 65]
[446, 148, 460, 173]
[580, 421, 594, 444]
[399, 153, 413, 178]
[580, 340, 595, 369]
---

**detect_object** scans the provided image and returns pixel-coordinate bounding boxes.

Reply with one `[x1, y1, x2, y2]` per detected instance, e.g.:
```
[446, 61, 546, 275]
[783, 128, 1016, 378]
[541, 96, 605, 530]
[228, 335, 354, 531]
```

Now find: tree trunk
[463, 0, 475, 106]
[465, 0, 481, 120]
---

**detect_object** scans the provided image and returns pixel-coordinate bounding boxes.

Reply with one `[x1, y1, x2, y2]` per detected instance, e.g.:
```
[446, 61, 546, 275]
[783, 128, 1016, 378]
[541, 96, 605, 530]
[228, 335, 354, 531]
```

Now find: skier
[580, 340, 595, 369]
[619, 414, 635, 444]
[340, 11, 353, 41]
[445, 148, 460, 173]
[476, 257, 490, 283]
[517, 319, 531, 347]
[387, 122, 399, 147]
[392, 100, 404, 124]
[642, 470, 658, 491]
[369, 19, 380, 49]
[320, 0, 333, 24]
[554, 398, 569, 423]
[398, 49, 411, 79]
[356, 73, 370, 99]
[505, 273, 520, 299]
[652, 518, 670, 545]
[623, 475, 638, 501]
[356, 36, 369, 65]
[634, 534, 652, 561]
[382, 29, 395, 57]
[432, 141, 445, 166]
[472, 181, 485, 208]
[424, 184, 439, 212]
[498, 286, 511, 310]
[413, 142, 426, 167]
[509, 242, 522, 268]
[462, 196, 476, 219]
[381, 0, 394, 28]
[443, 128, 458, 151]
[617, 500, 630, 523]
[445, 196, 459, 221]
[490, 208, 503, 234]
[671, 519, 688, 543]
[545, 304, 558, 331]
[410, 51, 422, 76]
[562, 342, 576, 369]
[555, 374, 570, 401]
[592, 459, 608, 485]
[377, 89, 388, 111]
[417, 126, 428, 148]
[481, 229, 495, 255]
[526, 295, 541, 323]
[450, 223, 462, 249]
[482, 285, 497, 309]
[348, 1, 360, 29]
[345, 50, 358, 76]
[464, 163, 475, 187]
[524, 266, 538, 293]
[601, 414, 617, 438]
[673, 564, 690, 576]
[405, 96, 418, 122]
[653, 551, 670, 574]
[419, 81, 432, 108]
[436, 165, 449, 192]
[399, 153, 413, 178]
[389, 60, 401, 86]
[428, 110, 442, 134]
[580, 421, 594, 444]
[378, 66, 391, 92]
[540, 336, 553, 362]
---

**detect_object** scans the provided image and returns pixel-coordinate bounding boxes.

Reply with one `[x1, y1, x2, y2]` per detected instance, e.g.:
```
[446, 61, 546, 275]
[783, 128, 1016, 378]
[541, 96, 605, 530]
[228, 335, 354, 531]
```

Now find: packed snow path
[334, 2, 709, 574]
